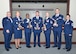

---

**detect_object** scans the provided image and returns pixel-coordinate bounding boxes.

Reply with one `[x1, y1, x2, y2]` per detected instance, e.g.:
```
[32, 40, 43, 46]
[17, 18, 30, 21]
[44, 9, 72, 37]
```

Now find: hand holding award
[53, 20, 58, 27]
[35, 23, 40, 30]
[28, 22, 32, 28]
[43, 24, 47, 31]
[18, 22, 23, 30]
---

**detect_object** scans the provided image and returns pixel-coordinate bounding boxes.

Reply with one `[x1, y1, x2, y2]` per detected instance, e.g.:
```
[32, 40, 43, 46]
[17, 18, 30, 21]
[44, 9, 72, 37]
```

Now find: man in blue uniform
[32, 11, 43, 47]
[64, 14, 73, 51]
[2, 11, 13, 51]
[23, 13, 32, 48]
[52, 8, 64, 50]
[43, 12, 53, 48]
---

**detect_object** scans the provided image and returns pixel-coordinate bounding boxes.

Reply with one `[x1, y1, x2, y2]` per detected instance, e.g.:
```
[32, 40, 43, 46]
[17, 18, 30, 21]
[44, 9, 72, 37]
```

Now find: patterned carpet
[0, 44, 76, 54]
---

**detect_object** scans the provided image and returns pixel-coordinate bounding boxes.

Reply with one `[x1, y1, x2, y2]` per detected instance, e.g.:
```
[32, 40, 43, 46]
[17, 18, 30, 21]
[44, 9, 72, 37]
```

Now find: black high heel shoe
[16, 48, 19, 49]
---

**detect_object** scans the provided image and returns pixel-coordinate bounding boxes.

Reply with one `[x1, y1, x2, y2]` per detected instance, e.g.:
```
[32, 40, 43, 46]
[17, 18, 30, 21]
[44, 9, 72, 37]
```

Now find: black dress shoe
[6, 49, 9, 51]
[34, 45, 36, 47]
[46, 47, 50, 49]
[27, 46, 31, 48]
[9, 47, 12, 49]
[67, 49, 71, 51]
[28, 46, 31, 48]
[38, 45, 41, 47]
[52, 46, 57, 48]
[58, 48, 60, 50]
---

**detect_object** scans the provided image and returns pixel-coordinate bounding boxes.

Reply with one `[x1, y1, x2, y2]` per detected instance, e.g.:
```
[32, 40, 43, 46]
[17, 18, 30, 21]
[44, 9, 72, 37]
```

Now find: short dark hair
[67, 14, 70, 17]
[56, 8, 60, 10]
[26, 13, 29, 16]
[36, 11, 39, 13]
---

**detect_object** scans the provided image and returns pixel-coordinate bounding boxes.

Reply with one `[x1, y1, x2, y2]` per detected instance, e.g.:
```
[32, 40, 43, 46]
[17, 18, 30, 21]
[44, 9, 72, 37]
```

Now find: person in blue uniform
[52, 8, 64, 50]
[2, 11, 13, 51]
[13, 11, 23, 49]
[43, 12, 53, 48]
[64, 14, 73, 51]
[23, 13, 32, 48]
[32, 11, 43, 47]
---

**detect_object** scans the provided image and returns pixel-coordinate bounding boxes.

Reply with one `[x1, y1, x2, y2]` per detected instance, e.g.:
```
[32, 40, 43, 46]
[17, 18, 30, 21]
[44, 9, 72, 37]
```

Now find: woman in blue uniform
[13, 11, 23, 49]
[43, 12, 53, 48]
[23, 13, 32, 48]
[64, 14, 73, 51]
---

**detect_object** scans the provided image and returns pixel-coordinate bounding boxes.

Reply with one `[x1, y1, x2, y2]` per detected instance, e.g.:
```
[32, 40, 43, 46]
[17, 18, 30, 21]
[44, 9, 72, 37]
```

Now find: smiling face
[7, 11, 11, 17]
[66, 15, 70, 21]
[16, 11, 20, 17]
[26, 13, 30, 19]
[55, 8, 60, 14]
[35, 11, 39, 16]
[46, 12, 49, 17]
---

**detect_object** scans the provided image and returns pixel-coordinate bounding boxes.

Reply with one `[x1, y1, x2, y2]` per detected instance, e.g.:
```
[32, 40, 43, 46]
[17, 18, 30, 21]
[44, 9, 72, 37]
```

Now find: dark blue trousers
[53, 30, 62, 48]
[25, 32, 31, 47]
[4, 32, 12, 49]
[44, 33, 50, 47]
[64, 34, 72, 49]
[34, 32, 41, 46]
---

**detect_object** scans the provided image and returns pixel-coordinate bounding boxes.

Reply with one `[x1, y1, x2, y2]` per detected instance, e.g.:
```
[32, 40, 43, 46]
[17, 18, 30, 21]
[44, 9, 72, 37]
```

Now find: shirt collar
[36, 16, 39, 19]
[55, 14, 59, 17]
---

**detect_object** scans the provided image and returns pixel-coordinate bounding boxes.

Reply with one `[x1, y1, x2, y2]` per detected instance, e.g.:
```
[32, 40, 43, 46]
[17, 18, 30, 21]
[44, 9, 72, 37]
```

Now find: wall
[69, 0, 76, 28]
[0, 0, 10, 28]
[12, 3, 67, 19]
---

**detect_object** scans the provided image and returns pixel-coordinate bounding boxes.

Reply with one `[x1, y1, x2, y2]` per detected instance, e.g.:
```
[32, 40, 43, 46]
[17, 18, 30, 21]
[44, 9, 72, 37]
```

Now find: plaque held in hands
[53, 20, 58, 27]
[28, 21, 32, 28]
[35, 23, 40, 30]
[18, 22, 23, 30]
